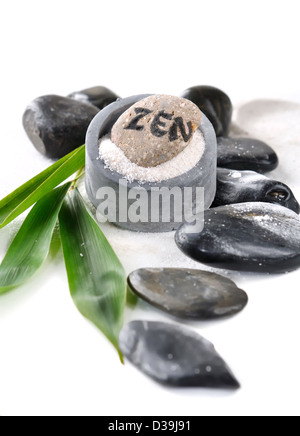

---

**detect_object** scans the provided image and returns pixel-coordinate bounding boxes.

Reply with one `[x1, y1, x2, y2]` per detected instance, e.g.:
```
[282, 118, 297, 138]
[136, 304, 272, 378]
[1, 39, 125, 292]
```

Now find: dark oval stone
[181, 85, 233, 137]
[68, 86, 120, 110]
[128, 268, 248, 320]
[175, 202, 300, 273]
[23, 95, 99, 159]
[213, 168, 300, 214]
[217, 137, 279, 173]
[119, 321, 240, 389]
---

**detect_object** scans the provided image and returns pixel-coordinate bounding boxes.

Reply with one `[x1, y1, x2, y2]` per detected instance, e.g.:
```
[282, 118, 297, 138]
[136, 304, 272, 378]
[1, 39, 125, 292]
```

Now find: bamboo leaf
[0, 183, 71, 294]
[0, 145, 85, 229]
[126, 285, 139, 308]
[59, 189, 126, 358]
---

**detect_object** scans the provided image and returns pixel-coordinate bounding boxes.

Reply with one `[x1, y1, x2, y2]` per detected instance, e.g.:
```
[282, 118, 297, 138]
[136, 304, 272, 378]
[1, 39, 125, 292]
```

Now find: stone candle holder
[85, 94, 217, 232]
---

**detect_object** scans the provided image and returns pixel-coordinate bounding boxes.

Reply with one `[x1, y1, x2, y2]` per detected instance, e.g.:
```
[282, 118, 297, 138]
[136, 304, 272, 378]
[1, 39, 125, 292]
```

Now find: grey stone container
[85, 94, 217, 232]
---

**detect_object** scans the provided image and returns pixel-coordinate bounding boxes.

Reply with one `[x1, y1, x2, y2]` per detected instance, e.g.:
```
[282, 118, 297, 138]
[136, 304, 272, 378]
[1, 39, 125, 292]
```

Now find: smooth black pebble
[176, 202, 300, 273]
[128, 268, 248, 320]
[213, 168, 300, 214]
[181, 85, 233, 136]
[217, 137, 279, 173]
[68, 86, 120, 110]
[119, 321, 240, 389]
[23, 95, 99, 159]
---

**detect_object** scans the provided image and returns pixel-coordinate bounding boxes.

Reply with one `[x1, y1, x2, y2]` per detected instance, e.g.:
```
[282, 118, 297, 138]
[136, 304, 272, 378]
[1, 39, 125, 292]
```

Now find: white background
[0, 0, 300, 417]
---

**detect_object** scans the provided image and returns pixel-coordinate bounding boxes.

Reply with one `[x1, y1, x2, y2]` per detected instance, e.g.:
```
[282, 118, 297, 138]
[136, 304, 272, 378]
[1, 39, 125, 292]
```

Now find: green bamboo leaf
[0, 183, 71, 294]
[126, 285, 139, 308]
[0, 145, 85, 229]
[59, 189, 126, 359]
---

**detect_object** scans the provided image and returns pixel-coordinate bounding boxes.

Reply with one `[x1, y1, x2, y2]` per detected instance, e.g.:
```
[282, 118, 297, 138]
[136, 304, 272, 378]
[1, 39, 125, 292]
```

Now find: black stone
[217, 137, 279, 173]
[213, 168, 300, 214]
[181, 85, 233, 137]
[23, 95, 99, 159]
[68, 86, 120, 110]
[119, 321, 240, 389]
[176, 202, 300, 274]
[128, 268, 248, 320]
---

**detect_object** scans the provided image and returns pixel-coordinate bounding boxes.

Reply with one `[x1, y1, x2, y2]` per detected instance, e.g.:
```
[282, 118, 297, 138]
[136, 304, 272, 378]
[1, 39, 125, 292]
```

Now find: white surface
[0, 0, 300, 417]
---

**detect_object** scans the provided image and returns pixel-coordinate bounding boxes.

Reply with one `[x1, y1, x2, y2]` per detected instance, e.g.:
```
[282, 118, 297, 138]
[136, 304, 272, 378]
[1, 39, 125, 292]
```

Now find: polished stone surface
[23, 95, 99, 159]
[119, 321, 240, 389]
[111, 95, 202, 167]
[213, 168, 300, 213]
[217, 137, 279, 173]
[68, 86, 119, 110]
[128, 268, 248, 319]
[176, 202, 300, 273]
[181, 85, 233, 137]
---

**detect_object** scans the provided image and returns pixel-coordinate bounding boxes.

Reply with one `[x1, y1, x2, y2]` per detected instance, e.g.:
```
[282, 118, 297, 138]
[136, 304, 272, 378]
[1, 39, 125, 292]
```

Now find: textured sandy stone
[111, 95, 202, 168]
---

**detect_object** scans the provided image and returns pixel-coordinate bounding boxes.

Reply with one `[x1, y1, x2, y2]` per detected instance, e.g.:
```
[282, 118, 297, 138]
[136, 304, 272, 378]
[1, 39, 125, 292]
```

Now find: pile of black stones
[23, 85, 300, 390]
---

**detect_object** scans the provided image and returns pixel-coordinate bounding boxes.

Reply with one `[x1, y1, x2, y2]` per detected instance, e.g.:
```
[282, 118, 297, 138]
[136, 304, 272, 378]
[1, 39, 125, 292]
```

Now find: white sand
[99, 130, 205, 184]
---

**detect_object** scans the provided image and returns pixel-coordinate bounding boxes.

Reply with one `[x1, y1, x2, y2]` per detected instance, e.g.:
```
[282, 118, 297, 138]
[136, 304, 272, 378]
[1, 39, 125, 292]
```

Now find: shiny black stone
[213, 168, 300, 214]
[128, 268, 248, 320]
[181, 85, 233, 136]
[68, 86, 120, 110]
[119, 321, 240, 389]
[217, 137, 279, 173]
[23, 95, 99, 159]
[176, 202, 300, 273]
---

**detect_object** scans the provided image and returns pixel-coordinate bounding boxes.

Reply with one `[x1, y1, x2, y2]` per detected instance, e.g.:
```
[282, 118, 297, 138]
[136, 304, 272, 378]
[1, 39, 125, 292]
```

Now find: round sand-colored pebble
[110, 95, 202, 168]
